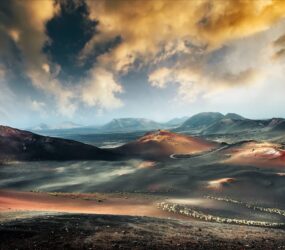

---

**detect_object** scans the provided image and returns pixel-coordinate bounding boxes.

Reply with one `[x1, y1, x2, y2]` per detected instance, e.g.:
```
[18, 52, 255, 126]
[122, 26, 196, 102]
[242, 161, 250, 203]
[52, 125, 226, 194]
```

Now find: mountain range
[177, 112, 285, 136]
[29, 117, 185, 134]
[28, 112, 285, 138]
[99, 118, 162, 132]
[30, 122, 83, 131]
[164, 116, 189, 127]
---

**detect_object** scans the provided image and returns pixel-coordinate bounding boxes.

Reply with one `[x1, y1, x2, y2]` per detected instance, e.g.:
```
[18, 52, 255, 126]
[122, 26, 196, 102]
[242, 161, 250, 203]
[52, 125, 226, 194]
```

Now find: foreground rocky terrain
[1, 213, 285, 250]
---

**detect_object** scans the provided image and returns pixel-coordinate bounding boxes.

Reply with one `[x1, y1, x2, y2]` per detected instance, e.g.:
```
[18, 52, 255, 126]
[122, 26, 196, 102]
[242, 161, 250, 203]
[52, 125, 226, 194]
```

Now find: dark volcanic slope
[1, 214, 285, 250]
[0, 126, 118, 161]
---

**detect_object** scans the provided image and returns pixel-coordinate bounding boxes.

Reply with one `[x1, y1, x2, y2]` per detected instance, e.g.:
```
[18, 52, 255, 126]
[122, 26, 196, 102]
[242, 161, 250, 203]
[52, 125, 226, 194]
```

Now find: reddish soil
[224, 142, 285, 168]
[115, 130, 219, 159]
[0, 190, 186, 220]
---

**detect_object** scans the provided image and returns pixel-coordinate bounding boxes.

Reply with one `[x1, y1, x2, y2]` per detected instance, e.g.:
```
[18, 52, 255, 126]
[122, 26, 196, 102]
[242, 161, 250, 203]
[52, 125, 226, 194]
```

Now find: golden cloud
[82, 0, 285, 103]
[86, 0, 285, 71]
[1, 0, 285, 114]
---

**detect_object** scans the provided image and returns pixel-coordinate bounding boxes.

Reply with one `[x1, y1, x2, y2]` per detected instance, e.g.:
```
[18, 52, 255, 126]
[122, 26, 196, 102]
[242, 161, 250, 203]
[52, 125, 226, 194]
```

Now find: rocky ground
[1, 213, 285, 250]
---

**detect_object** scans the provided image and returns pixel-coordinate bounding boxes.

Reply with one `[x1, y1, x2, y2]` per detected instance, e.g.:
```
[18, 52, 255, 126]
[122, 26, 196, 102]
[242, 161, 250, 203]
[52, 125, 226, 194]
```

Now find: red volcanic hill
[223, 141, 285, 167]
[0, 126, 118, 162]
[114, 130, 219, 160]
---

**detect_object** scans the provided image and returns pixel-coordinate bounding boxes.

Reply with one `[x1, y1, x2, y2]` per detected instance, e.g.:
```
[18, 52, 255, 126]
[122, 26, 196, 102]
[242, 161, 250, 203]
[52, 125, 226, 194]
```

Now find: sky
[1, 0, 285, 128]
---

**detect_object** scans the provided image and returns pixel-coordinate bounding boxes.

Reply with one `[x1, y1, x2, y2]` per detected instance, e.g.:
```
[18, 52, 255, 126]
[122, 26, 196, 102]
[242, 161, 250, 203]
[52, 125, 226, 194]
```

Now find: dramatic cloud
[0, 1, 74, 115]
[1, 0, 285, 125]
[83, 0, 285, 102]
[85, 0, 285, 68]
[0, 0, 124, 117]
[148, 21, 285, 102]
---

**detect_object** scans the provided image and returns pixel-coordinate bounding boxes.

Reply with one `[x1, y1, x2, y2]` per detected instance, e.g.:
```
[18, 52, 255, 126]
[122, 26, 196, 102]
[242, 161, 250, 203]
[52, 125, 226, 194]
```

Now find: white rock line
[205, 196, 285, 217]
[157, 200, 285, 228]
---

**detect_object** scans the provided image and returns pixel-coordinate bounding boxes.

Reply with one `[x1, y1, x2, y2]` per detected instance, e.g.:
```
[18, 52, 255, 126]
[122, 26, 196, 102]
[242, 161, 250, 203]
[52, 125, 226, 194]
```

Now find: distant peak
[190, 112, 223, 117]
[224, 113, 245, 120]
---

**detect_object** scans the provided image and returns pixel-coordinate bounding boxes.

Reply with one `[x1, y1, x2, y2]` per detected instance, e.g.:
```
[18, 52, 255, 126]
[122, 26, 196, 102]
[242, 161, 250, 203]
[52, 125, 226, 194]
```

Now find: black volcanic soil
[0, 126, 119, 161]
[1, 213, 285, 250]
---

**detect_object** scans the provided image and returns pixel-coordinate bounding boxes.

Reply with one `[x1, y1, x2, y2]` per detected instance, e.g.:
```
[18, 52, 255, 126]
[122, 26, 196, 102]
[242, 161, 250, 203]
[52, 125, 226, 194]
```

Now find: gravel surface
[1, 213, 285, 249]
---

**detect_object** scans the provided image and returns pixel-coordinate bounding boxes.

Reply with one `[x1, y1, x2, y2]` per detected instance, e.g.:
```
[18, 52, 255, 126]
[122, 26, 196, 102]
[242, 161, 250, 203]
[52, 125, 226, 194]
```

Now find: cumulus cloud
[85, 0, 285, 70]
[1, 0, 285, 118]
[148, 67, 172, 89]
[149, 66, 257, 102]
[148, 26, 281, 102]
[82, 67, 123, 109]
[156, 17, 285, 101]
[31, 100, 46, 112]
[83, 0, 285, 102]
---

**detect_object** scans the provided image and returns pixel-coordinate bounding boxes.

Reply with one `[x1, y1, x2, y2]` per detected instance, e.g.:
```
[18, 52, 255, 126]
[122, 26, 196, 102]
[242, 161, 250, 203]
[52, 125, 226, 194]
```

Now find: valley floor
[0, 189, 179, 220]
[1, 189, 285, 249]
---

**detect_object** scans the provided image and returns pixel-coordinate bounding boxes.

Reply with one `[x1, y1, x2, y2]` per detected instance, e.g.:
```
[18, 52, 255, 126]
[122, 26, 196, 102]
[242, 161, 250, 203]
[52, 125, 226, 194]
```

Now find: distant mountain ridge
[165, 116, 189, 127]
[99, 118, 162, 132]
[29, 113, 285, 136]
[224, 113, 245, 120]
[177, 112, 285, 135]
[30, 121, 82, 131]
[180, 112, 225, 130]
